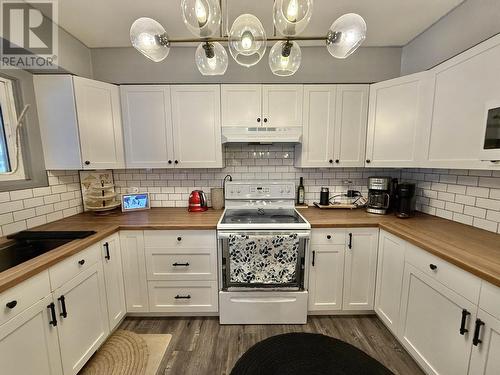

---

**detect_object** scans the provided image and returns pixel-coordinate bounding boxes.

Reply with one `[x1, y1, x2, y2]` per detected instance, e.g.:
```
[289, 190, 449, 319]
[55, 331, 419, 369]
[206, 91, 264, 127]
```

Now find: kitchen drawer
[311, 229, 346, 245]
[144, 230, 216, 249]
[0, 271, 51, 326]
[49, 243, 100, 290]
[148, 280, 218, 313]
[479, 281, 500, 320]
[145, 247, 216, 281]
[405, 243, 481, 304]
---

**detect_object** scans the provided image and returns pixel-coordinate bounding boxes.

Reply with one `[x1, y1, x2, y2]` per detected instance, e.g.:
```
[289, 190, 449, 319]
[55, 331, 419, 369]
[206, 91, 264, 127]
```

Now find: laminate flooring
[119, 316, 424, 375]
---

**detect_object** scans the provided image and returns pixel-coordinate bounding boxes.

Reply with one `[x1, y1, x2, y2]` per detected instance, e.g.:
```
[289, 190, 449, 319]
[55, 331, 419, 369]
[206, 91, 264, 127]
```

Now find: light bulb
[269, 40, 301, 76]
[280, 55, 290, 69]
[286, 0, 298, 22]
[137, 33, 156, 48]
[241, 31, 254, 50]
[195, 0, 207, 26]
[207, 56, 217, 69]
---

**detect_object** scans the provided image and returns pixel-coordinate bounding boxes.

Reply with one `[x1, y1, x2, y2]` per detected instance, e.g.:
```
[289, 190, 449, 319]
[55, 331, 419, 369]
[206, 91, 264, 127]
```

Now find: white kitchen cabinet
[54, 263, 109, 375]
[120, 85, 174, 168]
[120, 231, 149, 313]
[170, 85, 223, 168]
[0, 294, 63, 375]
[468, 309, 500, 375]
[399, 263, 476, 375]
[221, 84, 262, 127]
[374, 230, 406, 335]
[308, 244, 345, 312]
[34, 75, 125, 170]
[424, 34, 500, 169]
[262, 85, 303, 128]
[342, 228, 379, 310]
[365, 71, 434, 167]
[101, 234, 126, 331]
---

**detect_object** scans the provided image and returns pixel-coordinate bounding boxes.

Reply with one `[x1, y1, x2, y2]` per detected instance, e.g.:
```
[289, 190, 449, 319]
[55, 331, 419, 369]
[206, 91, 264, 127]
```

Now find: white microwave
[480, 100, 500, 161]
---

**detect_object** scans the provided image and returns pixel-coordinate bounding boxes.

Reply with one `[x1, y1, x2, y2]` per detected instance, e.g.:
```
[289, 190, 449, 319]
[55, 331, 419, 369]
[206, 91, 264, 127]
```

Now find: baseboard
[308, 310, 376, 316]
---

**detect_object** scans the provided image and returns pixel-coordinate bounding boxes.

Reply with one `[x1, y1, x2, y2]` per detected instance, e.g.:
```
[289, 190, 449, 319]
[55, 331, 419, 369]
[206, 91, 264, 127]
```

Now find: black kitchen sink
[0, 231, 96, 273]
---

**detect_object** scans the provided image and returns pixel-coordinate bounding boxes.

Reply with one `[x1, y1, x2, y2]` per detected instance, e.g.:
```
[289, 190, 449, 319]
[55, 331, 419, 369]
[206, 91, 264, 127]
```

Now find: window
[0, 76, 25, 181]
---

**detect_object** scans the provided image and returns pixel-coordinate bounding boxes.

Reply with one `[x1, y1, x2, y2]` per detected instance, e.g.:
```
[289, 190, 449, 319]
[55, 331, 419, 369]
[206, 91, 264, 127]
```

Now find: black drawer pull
[47, 303, 57, 327]
[312, 250, 316, 267]
[473, 319, 485, 346]
[58, 295, 68, 318]
[104, 242, 110, 260]
[174, 294, 191, 299]
[429, 264, 437, 271]
[177, 236, 182, 242]
[459, 309, 470, 335]
[348, 233, 353, 249]
[6, 300, 17, 309]
[172, 262, 190, 267]
[78, 259, 85, 266]
[326, 235, 331, 240]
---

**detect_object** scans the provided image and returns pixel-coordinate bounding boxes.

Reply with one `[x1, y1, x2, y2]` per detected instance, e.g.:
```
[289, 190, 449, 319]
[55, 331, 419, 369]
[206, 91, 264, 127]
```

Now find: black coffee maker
[395, 183, 416, 218]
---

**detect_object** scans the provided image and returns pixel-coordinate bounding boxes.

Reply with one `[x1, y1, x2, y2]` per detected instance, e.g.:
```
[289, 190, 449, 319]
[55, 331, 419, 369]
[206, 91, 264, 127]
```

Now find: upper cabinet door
[170, 85, 223, 168]
[73, 77, 125, 169]
[262, 85, 303, 127]
[365, 72, 434, 167]
[221, 85, 262, 127]
[334, 85, 369, 167]
[426, 35, 500, 169]
[296, 85, 336, 168]
[120, 85, 174, 168]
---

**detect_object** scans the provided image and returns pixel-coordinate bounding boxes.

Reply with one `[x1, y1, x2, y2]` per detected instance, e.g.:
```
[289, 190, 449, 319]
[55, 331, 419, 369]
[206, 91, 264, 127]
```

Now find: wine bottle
[297, 177, 305, 205]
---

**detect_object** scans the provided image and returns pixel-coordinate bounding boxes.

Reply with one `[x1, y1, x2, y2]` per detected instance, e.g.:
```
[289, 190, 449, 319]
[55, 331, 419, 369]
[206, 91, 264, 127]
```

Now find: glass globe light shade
[273, 0, 313, 36]
[228, 14, 267, 67]
[195, 42, 228, 76]
[130, 17, 170, 62]
[181, 0, 221, 37]
[326, 13, 367, 59]
[269, 41, 301, 76]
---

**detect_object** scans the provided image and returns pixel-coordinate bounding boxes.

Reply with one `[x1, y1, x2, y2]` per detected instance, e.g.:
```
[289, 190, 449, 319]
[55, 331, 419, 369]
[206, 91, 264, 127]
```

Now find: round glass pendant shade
[195, 42, 228, 75]
[273, 0, 313, 36]
[326, 13, 367, 59]
[130, 17, 170, 62]
[269, 41, 301, 76]
[181, 0, 221, 37]
[228, 14, 267, 67]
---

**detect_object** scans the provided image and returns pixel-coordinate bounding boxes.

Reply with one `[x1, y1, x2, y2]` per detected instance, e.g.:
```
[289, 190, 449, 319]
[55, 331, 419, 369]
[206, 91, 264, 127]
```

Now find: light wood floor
[120, 316, 424, 375]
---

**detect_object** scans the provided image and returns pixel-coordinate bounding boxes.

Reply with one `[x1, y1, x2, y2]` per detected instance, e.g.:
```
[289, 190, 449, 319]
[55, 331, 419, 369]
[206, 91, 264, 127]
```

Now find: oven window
[484, 107, 500, 150]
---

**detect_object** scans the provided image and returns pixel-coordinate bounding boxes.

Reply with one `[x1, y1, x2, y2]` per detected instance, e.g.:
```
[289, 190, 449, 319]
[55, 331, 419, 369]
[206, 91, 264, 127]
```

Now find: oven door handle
[217, 232, 310, 239]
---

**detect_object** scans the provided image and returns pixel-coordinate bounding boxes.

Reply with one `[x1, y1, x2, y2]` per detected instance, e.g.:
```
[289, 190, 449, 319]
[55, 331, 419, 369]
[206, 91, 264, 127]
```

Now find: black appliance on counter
[395, 183, 416, 218]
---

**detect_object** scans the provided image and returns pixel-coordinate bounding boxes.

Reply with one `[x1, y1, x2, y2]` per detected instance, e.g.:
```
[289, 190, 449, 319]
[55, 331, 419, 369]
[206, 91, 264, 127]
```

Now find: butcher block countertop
[0, 207, 499, 293]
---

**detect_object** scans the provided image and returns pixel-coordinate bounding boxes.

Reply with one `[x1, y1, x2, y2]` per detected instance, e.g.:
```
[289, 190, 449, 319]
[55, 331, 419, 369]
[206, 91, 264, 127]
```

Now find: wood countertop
[1, 207, 499, 293]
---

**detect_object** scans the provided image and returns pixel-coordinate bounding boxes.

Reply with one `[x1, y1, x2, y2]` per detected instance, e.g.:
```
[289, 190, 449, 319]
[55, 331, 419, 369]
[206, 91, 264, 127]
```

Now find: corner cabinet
[365, 72, 433, 167]
[34, 75, 125, 170]
[295, 84, 368, 168]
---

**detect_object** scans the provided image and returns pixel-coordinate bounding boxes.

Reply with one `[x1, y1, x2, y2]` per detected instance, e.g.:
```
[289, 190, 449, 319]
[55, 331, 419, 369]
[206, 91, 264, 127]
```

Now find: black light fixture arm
[165, 35, 329, 44]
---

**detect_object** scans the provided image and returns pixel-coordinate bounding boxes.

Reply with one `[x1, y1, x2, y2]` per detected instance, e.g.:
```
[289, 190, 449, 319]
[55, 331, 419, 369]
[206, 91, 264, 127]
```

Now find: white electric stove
[217, 181, 310, 324]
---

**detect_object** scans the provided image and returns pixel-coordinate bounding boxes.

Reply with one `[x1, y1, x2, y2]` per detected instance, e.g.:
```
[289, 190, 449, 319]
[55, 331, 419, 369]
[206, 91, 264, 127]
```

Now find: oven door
[218, 231, 308, 291]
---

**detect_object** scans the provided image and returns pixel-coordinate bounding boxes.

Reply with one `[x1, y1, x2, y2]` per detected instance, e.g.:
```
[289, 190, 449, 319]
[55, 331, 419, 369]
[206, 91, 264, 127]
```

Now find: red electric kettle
[188, 190, 208, 212]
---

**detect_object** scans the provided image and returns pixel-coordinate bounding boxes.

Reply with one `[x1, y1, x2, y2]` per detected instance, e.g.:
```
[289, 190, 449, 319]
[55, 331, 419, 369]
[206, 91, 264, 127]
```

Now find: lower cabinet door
[400, 263, 475, 375]
[148, 280, 218, 313]
[468, 309, 500, 375]
[308, 244, 344, 311]
[342, 228, 379, 310]
[0, 294, 63, 375]
[54, 263, 110, 375]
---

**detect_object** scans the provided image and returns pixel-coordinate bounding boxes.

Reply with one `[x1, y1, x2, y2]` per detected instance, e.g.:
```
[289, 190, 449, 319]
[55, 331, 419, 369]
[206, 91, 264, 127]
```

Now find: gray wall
[57, 28, 92, 78]
[91, 46, 401, 84]
[401, 0, 500, 75]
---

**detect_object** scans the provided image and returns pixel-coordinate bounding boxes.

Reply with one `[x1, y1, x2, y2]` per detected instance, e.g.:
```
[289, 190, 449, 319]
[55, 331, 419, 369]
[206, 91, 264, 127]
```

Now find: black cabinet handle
[366, 159, 371, 163]
[312, 250, 316, 267]
[326, 235, 331, 240]
[168, 160, 172, 164]
[257, 117, 261, 123]
[104, 242, 110, 260]
[47, 303, 57, 327]
[473, 318, 485, 346]
[329, 159, 333, 164]
[459, 309, 470, 335]
[78, 259, 85, 266]
[177, 236, 182, 242]
[174, 160, 179, 164]
[263, 118, 268, 123]
[172, 262, 190, 267]
[84, 161, 90, 165]
[429, 264, 437, 271]
[335, 159, 339, 164]
[6, 300, 17, 309]
[348, 233, 353, 249]
[174, 295, 191, 299]
[58, 295, 68, 318]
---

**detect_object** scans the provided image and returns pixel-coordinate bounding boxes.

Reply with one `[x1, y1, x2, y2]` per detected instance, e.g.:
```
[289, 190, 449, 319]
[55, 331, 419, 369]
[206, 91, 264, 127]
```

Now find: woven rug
[79, 330, 171, 375]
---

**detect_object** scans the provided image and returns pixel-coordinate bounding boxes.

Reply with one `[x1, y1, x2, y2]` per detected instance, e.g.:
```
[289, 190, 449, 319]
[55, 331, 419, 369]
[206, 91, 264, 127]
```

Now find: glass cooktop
[220, 209, 306, 225]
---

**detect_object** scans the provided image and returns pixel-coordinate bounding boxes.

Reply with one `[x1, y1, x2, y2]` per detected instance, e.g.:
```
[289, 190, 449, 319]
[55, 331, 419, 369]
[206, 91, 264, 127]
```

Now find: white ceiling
[45, 0, 464, 48]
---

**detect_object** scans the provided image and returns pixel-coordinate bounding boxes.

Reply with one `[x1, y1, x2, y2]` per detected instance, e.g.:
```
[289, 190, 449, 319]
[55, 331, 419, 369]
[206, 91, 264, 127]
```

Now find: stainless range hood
[222, 126, 302, 144]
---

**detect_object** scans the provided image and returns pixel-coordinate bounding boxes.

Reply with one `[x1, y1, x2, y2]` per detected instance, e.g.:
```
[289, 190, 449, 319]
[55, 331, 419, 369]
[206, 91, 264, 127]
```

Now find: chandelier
[130, 0, 367, 76]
